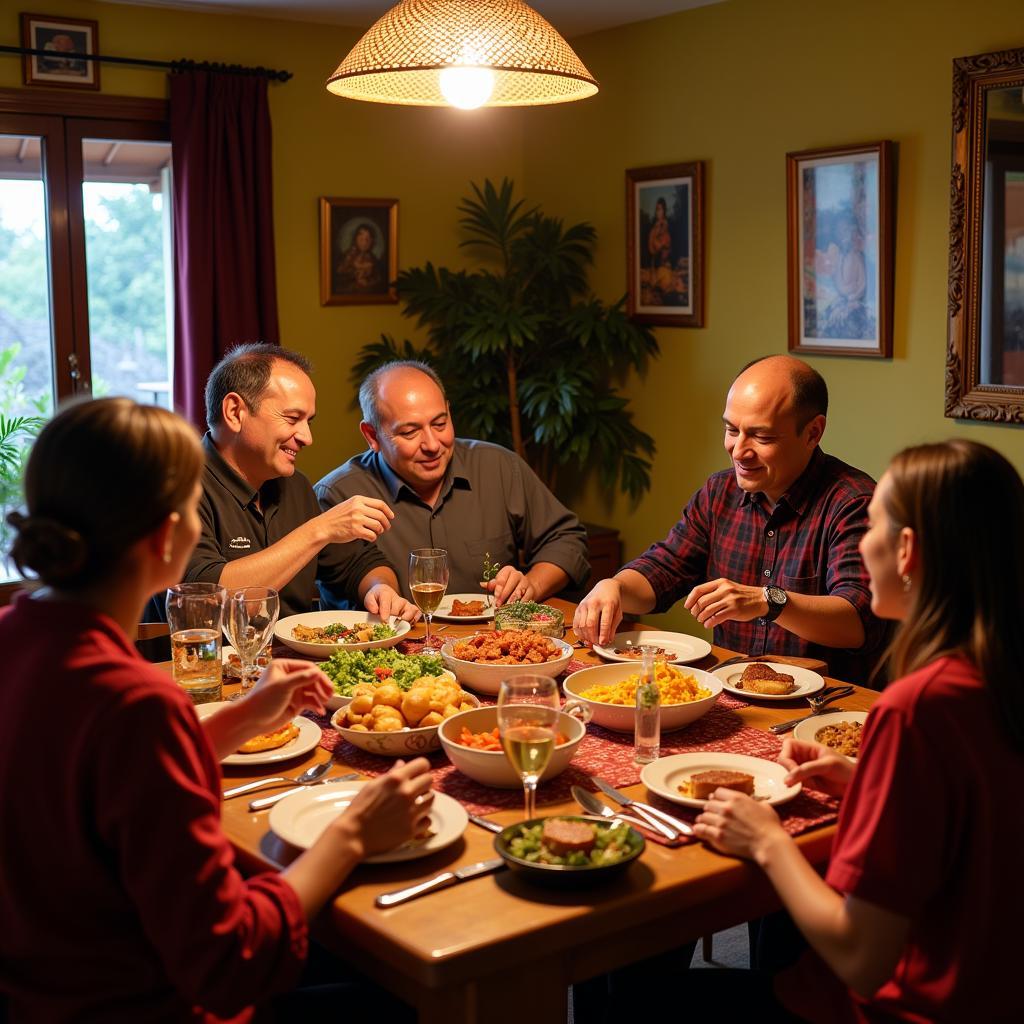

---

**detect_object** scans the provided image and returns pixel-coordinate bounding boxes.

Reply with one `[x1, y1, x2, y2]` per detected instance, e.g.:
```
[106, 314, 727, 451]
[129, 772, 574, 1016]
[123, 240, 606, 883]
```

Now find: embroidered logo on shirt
[229, 536, 252, 550]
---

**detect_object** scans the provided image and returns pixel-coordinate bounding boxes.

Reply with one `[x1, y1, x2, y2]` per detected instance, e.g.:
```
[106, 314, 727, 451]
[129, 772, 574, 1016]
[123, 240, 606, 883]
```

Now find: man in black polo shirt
[184, 344, 416, 620]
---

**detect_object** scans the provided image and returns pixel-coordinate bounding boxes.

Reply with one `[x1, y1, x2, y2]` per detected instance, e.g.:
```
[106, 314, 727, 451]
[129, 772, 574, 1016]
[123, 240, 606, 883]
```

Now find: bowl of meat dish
[440, 629, 574, 695]
[562, 662, 722, 733]
[793, 710, 868, 760]
[274, 610, 411, 658]
[330, 675, 480, 756]
[438, 706, 587, 788]
[494, 816, 644, 886]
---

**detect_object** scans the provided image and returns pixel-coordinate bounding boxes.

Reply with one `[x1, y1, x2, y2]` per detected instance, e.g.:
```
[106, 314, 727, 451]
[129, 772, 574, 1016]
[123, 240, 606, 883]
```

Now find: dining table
[207, 599, 878, 1024]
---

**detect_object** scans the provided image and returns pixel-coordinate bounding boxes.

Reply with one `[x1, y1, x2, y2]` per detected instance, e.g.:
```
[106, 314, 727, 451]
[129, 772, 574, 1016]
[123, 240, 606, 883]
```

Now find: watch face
[766, 586, 787, 605]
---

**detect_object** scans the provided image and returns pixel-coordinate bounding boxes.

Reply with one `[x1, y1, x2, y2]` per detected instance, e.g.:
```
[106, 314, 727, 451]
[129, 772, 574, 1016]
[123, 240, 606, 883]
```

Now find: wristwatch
[763, 585, 788, 622]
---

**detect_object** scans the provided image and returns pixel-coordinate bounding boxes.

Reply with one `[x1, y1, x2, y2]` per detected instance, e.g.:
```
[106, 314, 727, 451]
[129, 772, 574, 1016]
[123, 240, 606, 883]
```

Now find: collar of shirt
[739, 446, 826, 520]
[202, 433, 280, 516]
[372, 445, 473, 507]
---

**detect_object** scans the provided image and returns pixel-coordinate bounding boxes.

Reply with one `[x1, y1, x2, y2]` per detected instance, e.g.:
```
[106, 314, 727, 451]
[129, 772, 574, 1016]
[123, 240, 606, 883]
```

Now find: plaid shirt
[625, 448, 888, 685]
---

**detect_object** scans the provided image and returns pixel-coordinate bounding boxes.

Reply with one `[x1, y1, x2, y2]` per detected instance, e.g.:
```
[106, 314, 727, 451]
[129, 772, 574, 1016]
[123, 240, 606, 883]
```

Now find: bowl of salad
[320, 647, 454, 711]
[492, 601, 565, 638]
[274, 610, 410, 658]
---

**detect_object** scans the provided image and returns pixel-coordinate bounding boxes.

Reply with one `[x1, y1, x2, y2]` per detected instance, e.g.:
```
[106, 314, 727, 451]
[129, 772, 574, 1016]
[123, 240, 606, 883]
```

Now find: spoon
[222, 760, 331, 799]
[571, 786, 652, 833]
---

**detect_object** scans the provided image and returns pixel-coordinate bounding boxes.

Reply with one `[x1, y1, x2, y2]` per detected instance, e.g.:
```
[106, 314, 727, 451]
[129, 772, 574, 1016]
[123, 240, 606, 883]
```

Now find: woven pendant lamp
[326, 0, 599, 109]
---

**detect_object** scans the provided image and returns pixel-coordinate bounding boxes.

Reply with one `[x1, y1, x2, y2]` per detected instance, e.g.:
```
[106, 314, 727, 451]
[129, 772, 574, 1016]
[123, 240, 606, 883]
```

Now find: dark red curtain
[169, 70, 279, 428]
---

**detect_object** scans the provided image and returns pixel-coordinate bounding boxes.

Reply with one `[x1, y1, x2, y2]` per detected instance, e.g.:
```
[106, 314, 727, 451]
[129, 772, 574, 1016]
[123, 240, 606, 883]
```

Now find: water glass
[165, 583, 226, 705]
[497, 675, 561, 821]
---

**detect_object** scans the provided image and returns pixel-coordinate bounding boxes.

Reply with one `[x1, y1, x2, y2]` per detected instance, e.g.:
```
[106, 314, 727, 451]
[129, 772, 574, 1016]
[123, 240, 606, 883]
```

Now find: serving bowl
[275, 610, 410, 658]
[438, 706, 587, 788]
[562, 662, 722, 733]
[440, 634, 574, 695]
[494, 816, 644, 887]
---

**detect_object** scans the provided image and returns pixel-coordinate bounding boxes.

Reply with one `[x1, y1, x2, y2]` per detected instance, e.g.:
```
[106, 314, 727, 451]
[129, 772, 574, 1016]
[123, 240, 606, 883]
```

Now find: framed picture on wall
[319, 197, 398, 306]
[626, 161, 705, 327]
[20, 12, 101, 89]
[786, 141, 894, 357]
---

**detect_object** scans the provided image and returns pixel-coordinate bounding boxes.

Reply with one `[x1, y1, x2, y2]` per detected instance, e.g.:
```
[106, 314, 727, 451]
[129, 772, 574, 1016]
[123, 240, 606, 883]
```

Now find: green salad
[506, 820, 640, 867]
[322, 648, 447, 697]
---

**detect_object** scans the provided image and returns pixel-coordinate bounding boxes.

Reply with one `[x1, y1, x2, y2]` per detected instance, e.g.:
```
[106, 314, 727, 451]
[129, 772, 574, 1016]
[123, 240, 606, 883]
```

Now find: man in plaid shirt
[574, 355, 886, 684]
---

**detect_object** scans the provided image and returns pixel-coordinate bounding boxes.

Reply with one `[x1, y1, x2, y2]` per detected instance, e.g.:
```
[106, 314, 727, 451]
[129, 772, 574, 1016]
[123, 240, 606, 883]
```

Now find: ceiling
[103, 0, 724, 38]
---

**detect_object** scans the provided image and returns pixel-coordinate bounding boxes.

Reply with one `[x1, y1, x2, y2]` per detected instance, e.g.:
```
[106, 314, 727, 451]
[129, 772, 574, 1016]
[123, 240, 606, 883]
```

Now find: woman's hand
[778, 738, 855, 797]
[338, 758, 435, 857]
[693, 789, 789, 861]
[242, 659, 334, 734]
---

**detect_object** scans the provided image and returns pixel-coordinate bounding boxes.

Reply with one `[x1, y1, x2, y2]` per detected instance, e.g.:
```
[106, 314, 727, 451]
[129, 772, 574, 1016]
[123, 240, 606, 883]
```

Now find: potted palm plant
[351, 179, 658, 503]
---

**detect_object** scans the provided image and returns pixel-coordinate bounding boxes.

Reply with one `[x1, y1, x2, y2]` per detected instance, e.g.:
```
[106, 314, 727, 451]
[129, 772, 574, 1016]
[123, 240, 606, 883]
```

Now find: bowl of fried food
[330, 675, 479, 756]
[438, 705, 587, 788]
[494, 816, 644, 887]
[440, 629, 574, 696]
[562, 662, 722, 733]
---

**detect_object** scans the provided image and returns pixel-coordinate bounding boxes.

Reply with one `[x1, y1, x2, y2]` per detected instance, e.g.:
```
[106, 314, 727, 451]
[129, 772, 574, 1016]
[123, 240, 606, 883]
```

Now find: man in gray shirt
[314, 361, 589, 607]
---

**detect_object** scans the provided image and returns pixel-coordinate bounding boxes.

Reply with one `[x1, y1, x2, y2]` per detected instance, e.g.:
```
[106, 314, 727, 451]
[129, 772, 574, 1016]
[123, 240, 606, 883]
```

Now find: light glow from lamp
[439, 66, 495, 109]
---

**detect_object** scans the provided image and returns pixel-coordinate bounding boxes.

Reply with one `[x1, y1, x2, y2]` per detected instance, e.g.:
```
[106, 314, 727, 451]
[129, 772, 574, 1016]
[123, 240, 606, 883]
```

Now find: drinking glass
[497, 675, 561, 821]
[409, 547, 449, 653]
[223, 586, 280, 697]
[165, 583, 226, 705]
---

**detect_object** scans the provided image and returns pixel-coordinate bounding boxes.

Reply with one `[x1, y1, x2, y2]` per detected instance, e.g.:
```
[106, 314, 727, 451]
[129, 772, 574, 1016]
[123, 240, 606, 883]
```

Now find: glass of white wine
[409, 547, 449, 654]
[497, 675, 561, 821]
[224, 586, 280, 698]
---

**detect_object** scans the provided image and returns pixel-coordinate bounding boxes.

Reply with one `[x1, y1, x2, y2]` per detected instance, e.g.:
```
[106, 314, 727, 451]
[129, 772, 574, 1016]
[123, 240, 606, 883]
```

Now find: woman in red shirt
[695, 439, 1024, 1022]
[0, 398, 432, 1023]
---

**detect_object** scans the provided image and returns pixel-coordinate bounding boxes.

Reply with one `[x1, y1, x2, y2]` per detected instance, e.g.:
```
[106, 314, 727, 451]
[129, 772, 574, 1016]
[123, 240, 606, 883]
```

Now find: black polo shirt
[184, 435, 390, 617]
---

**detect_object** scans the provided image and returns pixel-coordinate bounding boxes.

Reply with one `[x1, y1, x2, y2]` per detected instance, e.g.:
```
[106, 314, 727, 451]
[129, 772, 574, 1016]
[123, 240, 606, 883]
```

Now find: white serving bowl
[440, 634, 574, 696]
[275, 610, 410, 658]
[438, 706, 587, 788]
[330, 691, 480, 757]
[562, 662, 722, 733]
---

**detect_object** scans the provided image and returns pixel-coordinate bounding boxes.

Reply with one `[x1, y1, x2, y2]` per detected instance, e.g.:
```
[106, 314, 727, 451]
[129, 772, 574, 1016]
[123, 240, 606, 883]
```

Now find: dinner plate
[641, 752, 802, 809]
[432, 593, 495, 623]
[712, 661, 825, 702]
[269, 782, 468, 861]
[194, 702, 322, 765]
[593, 630, 712, 666]
[793, 710, 868, 760]
[274, 611, 411, 657]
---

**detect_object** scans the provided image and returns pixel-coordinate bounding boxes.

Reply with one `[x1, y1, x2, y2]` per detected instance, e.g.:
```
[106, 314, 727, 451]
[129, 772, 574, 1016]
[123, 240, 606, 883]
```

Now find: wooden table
[217, 600, 877, 1023]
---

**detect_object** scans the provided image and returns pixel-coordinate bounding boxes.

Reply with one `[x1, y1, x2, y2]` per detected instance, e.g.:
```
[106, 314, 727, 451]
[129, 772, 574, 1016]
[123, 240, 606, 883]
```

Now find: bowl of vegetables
[320, 647, 454, 711]
[438, 706, 587, 788]
[274, 610, 410, 658]
[494, 816, 644, 886]
[492, 601, 565, 638]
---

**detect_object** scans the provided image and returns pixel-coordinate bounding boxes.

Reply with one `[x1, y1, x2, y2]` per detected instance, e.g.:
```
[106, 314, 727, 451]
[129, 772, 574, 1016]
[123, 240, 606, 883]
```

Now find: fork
[770, 685, 856, 734]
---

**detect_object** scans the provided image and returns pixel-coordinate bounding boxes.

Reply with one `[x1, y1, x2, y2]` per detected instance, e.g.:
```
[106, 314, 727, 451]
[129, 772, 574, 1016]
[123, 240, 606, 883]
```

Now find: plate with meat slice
[432, 593, 495, 623]
[641, 752, 802, 809]
[711, 660, 824, 702]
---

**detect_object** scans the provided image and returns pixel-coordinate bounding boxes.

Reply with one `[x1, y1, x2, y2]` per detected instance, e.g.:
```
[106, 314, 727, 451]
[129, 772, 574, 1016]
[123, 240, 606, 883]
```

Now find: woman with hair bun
[693, 439, 1024, 1022]
[0, 398, 431, 1023]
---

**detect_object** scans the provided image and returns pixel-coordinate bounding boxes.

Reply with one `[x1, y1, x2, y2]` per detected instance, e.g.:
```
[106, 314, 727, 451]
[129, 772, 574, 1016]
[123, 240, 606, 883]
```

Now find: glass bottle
[634, 644, 661, 763]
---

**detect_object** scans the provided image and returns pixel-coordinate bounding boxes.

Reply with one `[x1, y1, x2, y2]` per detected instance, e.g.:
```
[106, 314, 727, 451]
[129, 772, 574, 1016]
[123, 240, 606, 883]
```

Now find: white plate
[793, 710, 868, 760]
[274, 611, 411, 657]
[641, 752, 802, 809]
[269, 782, 468, 861]
[712, 661, 825, 702]
[432, 593, 495, 623]
[194, 701, 322, 765]
[593, 630, 712, 666]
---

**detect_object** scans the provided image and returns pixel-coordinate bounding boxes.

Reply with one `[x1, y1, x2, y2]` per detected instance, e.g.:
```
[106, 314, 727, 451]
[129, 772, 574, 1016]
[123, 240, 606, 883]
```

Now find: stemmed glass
[497, 675, 561, 821]
[409, 547, 449, 654]
[224, 586, 279, 698]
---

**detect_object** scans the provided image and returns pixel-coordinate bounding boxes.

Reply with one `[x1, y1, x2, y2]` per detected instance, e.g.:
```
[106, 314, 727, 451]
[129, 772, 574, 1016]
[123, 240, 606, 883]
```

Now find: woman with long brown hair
[0, 398, 431, 1022]
[695, 439, 1024, 1021]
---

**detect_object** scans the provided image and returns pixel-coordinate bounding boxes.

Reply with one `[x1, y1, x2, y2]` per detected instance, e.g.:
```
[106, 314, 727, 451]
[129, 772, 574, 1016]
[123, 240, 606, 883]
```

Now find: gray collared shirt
[314, 439, 589, 600]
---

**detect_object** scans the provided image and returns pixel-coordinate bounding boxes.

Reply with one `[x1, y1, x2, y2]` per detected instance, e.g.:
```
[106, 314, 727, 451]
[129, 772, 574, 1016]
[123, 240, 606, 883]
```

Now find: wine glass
[224, 586, 279, 698]
[409, 547, 449, 653]
[497, 675, 561, 821]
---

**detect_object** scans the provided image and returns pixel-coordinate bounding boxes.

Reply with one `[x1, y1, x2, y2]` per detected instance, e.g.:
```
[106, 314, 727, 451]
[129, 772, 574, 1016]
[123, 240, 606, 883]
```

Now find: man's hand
[684, 578, 766, 628]
[364, 582, 421, 622]
[242, 659, 334, 734]
[487, 565, 536, 607]
[316, 495, 394, 544]
[778, 738, 855, 797]
[573, 578, 624, 647]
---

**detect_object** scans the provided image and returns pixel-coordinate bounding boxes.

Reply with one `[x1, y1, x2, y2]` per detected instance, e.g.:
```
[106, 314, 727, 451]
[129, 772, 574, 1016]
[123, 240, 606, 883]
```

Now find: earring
[162, 549, 173, 564]
[901, 574, 912, 593]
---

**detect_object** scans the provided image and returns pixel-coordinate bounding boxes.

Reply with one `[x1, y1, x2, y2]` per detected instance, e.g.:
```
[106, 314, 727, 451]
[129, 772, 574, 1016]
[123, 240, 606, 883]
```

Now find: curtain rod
[0, 45, 292, 82]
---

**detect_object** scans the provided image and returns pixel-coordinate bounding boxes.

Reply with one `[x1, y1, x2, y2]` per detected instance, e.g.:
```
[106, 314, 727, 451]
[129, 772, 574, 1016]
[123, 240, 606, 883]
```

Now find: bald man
[574, 355, 886, 684]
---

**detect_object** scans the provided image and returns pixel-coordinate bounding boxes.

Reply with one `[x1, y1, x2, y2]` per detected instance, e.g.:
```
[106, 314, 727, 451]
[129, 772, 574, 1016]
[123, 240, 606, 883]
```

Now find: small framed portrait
[786, 141, 894, 358]
[20, 12, 100, 90]
[626, 161, 705, 327]
[319, 197, 398, 306]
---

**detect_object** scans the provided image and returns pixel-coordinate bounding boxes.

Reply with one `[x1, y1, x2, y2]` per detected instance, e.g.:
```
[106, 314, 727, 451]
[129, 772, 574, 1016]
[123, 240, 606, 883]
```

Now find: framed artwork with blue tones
[626, 161, 705, 327]
[787, 142, 894, 357]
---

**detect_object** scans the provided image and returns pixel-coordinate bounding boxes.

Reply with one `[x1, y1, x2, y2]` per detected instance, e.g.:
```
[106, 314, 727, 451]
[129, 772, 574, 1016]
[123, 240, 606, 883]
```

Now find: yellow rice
[579, 663, 711, 706]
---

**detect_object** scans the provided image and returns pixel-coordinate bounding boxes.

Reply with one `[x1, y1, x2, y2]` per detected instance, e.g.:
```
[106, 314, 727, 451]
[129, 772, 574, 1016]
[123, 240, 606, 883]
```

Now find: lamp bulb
[439, 66, 494, 109]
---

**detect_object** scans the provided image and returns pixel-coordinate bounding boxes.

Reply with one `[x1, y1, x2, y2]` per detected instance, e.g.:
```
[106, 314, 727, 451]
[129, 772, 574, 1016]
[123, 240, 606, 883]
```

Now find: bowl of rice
[562, 662, 722, 733]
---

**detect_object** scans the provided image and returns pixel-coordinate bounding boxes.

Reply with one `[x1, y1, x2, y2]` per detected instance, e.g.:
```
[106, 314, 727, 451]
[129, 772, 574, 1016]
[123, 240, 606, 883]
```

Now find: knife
[375, 858, 505, 908]
[248, 773, 359, 811]
[468, 813, 504, 834]
[570, 786, 658, 834]
[592, 777, 694, 837]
